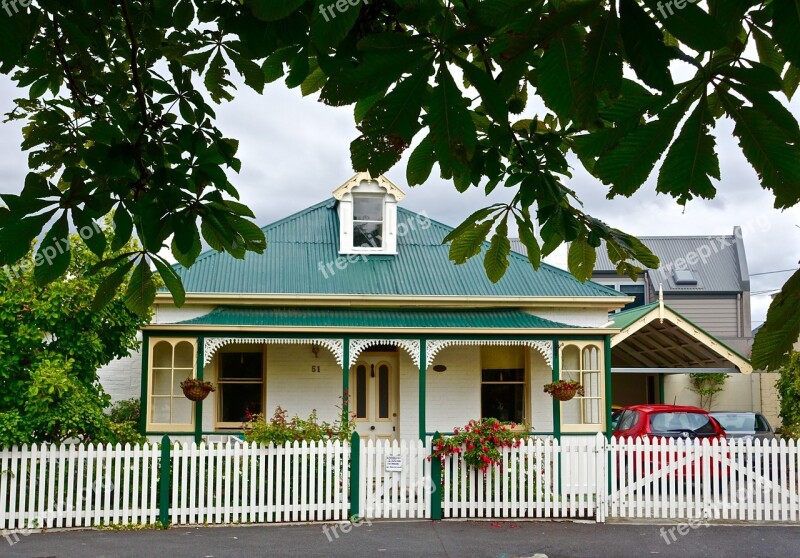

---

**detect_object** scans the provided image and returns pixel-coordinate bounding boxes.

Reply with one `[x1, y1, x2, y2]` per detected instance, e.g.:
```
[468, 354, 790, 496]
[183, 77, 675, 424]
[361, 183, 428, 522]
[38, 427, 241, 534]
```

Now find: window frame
[214, 345, 266, 429]
[479, 347, 529, 428]
[147, 337, 197, 432]
[350, 194, 386, 252]
[559, 341, 606, 433]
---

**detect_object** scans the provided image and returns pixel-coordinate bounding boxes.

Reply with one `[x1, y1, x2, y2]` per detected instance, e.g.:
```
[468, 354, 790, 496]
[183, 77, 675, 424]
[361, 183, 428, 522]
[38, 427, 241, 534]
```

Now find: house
[99, 173, 634, 444]
[516, 230, 765, 418]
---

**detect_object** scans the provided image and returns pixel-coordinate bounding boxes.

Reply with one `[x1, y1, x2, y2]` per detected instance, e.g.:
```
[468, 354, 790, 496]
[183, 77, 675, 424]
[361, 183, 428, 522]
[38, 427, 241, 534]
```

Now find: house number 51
[311, 365, 321, 373]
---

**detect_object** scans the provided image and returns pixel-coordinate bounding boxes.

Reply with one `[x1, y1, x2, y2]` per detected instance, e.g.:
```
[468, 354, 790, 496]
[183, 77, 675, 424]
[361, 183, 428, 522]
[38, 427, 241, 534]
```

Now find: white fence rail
[0, 443, 161, 530]
[360, 439, 431, 519]
[3, 436, 800, 528]
[441, 435, 605, 520]
[608, 436, 800, 522]
[170, 440, 350, 525]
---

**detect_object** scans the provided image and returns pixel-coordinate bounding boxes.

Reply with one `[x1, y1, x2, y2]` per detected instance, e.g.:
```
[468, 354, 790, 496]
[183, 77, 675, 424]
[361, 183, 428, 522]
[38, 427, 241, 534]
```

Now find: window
[619, 284, 646, 311]
[615, 410, 639, 432]
[149, 339, 196, 430]
[481, 369, 526, 423]
[560, 343, 604, 432]
[352, 195, 384, 248]
[334, 175, 402, 255]
[217, 351, 264, 426]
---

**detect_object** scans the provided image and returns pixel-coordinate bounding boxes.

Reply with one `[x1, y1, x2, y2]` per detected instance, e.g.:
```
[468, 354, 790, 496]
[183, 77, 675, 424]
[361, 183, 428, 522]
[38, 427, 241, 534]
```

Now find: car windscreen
[711, 412, 763, 433]
[649, 412, 716, 434]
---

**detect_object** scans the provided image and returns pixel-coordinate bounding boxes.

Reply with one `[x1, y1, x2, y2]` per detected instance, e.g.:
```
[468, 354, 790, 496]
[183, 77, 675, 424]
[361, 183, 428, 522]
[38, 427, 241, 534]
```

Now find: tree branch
[119, 0, 151, 189]
[51, 17, 95, 108]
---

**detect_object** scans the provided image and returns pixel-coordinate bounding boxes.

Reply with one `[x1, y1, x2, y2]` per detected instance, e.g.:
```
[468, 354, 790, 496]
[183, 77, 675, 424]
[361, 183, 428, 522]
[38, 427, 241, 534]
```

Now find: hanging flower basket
[180, 378, 215, 402]
[543, 380, 585, 402]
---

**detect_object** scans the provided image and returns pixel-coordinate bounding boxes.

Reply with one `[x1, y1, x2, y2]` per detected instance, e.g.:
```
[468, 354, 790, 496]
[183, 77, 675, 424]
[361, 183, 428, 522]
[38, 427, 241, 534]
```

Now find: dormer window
[353, 195, 384, 248]
[333, 172, 406, 255]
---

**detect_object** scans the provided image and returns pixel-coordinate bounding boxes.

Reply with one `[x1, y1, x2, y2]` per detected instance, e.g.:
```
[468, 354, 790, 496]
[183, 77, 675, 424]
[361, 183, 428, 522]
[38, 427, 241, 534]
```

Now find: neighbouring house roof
[171, 199, 624, 299]
[167, 306, 584, 332]
[511, 229, 750, 294]
[607, 302, 752, 373]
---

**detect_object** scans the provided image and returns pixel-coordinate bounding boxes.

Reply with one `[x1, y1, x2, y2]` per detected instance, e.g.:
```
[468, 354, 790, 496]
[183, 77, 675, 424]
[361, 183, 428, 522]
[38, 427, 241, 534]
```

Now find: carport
[606, 296, 752, 407]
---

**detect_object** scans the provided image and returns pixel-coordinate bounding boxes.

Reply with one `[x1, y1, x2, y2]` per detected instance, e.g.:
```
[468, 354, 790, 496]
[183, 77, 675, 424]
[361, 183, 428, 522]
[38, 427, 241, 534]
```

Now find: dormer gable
[333, 172, 405, 255]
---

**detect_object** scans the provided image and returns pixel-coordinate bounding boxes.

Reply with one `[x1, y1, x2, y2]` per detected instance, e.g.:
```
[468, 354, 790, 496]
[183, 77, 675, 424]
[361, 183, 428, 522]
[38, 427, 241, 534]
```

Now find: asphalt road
[3, 520, 799, 558]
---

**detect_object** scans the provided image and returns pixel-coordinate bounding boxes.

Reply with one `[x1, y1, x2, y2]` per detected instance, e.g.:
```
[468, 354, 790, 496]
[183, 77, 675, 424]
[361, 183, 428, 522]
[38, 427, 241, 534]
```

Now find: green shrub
[243, 403, 355, 445]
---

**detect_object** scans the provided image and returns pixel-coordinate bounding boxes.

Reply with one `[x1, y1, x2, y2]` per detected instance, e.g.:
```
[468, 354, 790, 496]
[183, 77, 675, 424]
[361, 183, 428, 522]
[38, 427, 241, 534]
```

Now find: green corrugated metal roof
[608, 302, 660, 329]
[171, 198, 624, 298]
[176, 306, 577, 330]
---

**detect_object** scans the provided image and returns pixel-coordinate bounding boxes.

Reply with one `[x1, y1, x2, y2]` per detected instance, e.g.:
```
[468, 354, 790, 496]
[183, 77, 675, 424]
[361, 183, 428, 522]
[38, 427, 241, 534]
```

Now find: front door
[351, 355, 398, 441]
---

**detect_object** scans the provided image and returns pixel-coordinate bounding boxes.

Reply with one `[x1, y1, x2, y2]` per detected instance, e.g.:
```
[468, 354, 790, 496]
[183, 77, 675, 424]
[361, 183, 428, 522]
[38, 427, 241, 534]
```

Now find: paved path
[4, 520, 799, 558]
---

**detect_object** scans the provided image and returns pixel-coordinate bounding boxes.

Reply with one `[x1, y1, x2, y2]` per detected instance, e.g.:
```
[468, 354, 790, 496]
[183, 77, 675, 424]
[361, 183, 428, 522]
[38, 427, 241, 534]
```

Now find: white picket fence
[170, 440, 350, 524]
[609, 436, 800, 521]
[3, 435, 800, 528]
[0, 443, 161, 530]
[360, 438, 431, 519]
[441, 436, 605, 520]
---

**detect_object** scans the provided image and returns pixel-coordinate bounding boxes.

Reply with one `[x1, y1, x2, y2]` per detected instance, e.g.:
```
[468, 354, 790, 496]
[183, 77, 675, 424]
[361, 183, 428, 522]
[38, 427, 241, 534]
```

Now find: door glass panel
[378, 364, 390, 419]
[356, 365, 367, 419]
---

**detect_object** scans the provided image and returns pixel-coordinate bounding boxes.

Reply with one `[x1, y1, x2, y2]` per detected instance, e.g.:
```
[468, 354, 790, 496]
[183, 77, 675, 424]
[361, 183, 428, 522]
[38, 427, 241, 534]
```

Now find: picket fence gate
[3, 434, 800, 530]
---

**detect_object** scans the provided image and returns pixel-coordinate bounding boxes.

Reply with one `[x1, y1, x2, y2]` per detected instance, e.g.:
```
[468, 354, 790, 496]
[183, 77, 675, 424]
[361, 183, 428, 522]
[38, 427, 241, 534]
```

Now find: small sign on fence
[385, 455, 403, 472]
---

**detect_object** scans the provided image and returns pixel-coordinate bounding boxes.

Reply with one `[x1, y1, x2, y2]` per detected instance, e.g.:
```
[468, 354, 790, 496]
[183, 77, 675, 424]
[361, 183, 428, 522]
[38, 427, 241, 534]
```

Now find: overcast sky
[1, 73, 798, 330]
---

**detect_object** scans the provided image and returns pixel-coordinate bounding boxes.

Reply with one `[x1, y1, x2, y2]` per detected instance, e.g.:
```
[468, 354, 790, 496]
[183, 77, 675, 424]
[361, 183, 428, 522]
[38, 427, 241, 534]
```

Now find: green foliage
[243, 403, 355, 446]
[688, 372, 728, 410]
[0, 1, 798, 364]
[0, 231, 147, 446]
[776, 352, 800, 437]
[430, 418, 522, 471]
[107, 398, 147, 445]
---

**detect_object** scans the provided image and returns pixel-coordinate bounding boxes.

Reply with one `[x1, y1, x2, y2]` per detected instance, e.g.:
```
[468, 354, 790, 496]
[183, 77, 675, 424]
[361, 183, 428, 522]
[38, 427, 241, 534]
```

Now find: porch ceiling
[171, 306, 579, 331]
[608, 303, 752, 374]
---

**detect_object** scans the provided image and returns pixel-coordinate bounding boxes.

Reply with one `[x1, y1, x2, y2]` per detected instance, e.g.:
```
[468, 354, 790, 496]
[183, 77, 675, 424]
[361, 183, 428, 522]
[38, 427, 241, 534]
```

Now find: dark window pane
[619, 284, 646, 311]
[353, 222, 383, 248]
[220, 353, 263, 379]
[220, 384, 262, 423]
[356, 365, 367, 419]
[353, 196, 383, 221]
[481, 369, 525, 382]
[481, 384, 524, 423]
[378, 365, 390, 419]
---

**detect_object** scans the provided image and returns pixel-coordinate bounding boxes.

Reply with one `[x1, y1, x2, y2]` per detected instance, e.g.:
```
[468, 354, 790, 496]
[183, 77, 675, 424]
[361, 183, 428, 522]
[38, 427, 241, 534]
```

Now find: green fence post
[159, 435, 171, 527]
[349, 431, 360, 519]
[431, 431, 442, 520]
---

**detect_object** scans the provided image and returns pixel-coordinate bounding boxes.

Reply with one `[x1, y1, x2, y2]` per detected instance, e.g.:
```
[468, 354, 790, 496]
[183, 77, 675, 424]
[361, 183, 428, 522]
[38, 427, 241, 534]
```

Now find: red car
[612, 404, 726, 482]
[613, 404, 726, 442]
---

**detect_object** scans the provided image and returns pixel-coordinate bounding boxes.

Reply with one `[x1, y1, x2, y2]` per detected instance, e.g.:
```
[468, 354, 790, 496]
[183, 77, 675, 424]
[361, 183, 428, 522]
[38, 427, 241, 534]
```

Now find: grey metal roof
[510, 228, 749, 294]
